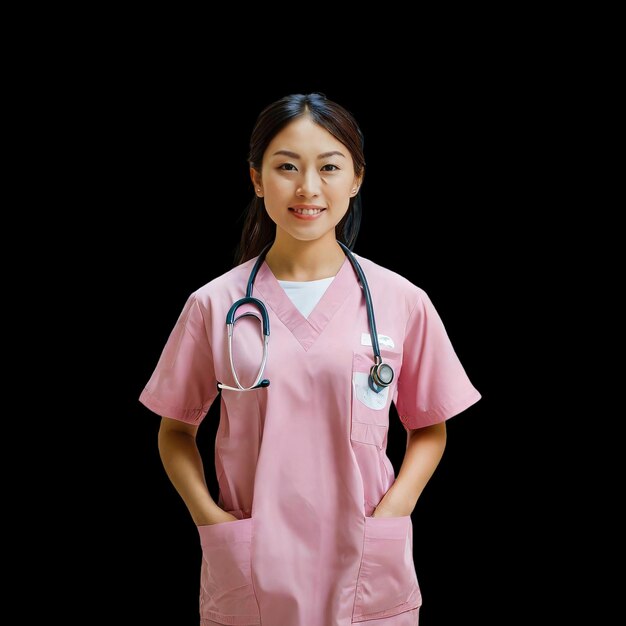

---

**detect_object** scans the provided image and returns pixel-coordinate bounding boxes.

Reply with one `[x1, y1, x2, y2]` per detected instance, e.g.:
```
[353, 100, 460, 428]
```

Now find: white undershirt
[277, 277, 335, 318]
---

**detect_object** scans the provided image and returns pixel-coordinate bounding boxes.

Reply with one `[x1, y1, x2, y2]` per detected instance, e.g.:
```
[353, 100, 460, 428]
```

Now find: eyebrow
[272, 150, 346, 159]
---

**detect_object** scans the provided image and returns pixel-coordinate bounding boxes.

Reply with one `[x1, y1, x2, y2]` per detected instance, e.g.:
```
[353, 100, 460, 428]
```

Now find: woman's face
[254, 116, 361, 244]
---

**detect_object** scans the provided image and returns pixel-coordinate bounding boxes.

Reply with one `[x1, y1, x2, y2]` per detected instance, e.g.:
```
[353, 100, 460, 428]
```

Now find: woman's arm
[373, 422, 447, 518]
[158, 417, 237, 525]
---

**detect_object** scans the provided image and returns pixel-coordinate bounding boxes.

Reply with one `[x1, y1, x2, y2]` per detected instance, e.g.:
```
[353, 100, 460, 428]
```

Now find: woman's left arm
[373, 422, 447, 518]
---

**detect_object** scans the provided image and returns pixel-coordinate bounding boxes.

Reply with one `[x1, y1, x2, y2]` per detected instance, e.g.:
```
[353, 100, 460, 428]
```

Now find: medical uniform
[139, 251, 481, 626]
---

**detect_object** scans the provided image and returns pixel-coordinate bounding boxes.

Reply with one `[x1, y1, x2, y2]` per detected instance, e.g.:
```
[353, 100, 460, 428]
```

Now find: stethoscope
[217, 241, 394, 394]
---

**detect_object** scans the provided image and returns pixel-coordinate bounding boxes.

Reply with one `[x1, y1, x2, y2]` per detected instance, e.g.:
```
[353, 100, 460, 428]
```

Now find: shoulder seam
[190, 293, 214, 353]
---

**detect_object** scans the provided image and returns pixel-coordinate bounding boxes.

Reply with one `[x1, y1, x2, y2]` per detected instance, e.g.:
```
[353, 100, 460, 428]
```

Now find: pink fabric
[140, 252, 481, 625]
[200, 608, 419, 625]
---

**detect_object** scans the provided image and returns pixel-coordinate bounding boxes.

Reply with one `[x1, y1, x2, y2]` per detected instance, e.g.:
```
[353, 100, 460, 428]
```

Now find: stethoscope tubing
[218, 240, 390, 392]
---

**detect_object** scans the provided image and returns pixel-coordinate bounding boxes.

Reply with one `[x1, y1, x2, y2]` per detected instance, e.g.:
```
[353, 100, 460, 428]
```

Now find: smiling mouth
[289, 207, 326, 215]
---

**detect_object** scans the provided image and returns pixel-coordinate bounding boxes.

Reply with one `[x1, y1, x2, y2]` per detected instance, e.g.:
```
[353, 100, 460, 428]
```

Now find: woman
[139, 93, 481, 625]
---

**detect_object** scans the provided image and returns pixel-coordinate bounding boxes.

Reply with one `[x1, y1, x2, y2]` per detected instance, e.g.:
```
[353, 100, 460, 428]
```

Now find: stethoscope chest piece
[369, 359, 395, 393]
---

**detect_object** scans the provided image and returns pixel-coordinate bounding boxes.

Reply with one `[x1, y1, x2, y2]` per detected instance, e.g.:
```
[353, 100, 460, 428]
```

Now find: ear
[350, 172, 364, 197]
[250, 168, 263, 197]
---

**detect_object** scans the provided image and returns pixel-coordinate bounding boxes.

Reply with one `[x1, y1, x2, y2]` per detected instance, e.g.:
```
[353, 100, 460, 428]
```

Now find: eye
[321, 164, 339, 171]
[279, 163, 297, 171]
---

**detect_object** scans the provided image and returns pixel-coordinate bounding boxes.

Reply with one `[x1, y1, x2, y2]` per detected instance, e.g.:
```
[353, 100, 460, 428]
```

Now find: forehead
[265, 116, 347, 157]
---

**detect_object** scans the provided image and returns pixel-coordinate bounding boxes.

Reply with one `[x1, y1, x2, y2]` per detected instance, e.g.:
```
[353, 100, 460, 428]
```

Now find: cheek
[330, 174, 356, 193]
[264, 175, 293, 199]
[263, 180, 291, 214]
[327, 181, 354, 204]
[270, 178, 293, 193]
[262, 186, 288, 223]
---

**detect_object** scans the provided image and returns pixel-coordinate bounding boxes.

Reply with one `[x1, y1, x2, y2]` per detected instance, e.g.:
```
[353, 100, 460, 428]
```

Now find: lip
[289, 205, 326, 221]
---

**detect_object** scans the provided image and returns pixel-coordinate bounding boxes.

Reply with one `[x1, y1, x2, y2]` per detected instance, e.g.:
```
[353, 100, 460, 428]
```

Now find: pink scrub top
[139, 252, 481, 625]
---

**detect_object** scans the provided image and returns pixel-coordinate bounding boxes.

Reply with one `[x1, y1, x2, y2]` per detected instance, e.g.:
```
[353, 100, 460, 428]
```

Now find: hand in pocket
[197, 508, 239, 526]
[371, 506, 405, 518]
[371, 487, 415, 518]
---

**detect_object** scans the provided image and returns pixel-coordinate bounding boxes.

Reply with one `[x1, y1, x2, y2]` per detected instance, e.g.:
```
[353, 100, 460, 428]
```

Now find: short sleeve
[139, 293, 219, 424]
[395, 288, 481, 430]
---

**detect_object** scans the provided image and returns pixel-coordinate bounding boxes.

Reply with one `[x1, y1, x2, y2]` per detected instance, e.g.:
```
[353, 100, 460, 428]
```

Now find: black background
[103, 73, 530, 625]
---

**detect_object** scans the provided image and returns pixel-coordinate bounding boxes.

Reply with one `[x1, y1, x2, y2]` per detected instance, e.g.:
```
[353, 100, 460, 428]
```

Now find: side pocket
[352, 516, 422, 622]
[198, 517, 261, 625]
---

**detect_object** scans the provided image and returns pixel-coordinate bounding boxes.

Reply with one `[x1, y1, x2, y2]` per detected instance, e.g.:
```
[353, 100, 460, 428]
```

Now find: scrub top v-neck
[139, 251, 481, 626]
[277, 276, 335, 319]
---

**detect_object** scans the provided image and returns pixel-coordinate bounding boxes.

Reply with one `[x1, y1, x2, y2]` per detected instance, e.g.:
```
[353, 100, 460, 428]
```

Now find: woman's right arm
[158, 416, 237, 526]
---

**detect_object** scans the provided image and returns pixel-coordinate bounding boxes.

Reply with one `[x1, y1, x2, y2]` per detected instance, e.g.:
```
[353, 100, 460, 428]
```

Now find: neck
[265, 232, 346, 281]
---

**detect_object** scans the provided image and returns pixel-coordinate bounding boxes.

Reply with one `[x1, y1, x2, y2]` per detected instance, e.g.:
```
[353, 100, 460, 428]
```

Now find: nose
[296, 169, 321, 198]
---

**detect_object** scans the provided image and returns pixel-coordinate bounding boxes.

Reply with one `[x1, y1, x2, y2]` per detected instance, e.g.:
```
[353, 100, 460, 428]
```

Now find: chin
[282, 227, 333, 243]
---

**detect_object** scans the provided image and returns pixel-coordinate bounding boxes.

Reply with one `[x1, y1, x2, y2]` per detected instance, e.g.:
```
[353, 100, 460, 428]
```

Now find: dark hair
[235, 93, 365, 265]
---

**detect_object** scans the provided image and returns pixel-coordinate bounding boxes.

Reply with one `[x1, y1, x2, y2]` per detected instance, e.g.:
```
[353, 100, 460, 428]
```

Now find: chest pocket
[350, 350, 401, 449]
